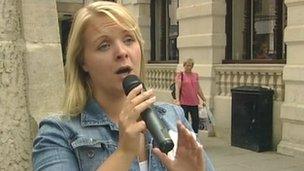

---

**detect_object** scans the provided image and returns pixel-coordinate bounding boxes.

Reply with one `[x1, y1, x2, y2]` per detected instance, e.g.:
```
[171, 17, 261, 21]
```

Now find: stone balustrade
[145, 63, 178, 90]
[214, 64, 285, 101]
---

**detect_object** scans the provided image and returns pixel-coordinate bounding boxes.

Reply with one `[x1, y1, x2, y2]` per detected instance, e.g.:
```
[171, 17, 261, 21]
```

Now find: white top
[139, 160, 148, 171]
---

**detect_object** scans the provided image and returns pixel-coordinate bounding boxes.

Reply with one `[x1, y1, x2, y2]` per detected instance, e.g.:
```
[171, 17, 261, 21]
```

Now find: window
[57, 1, 117, 64]
[150, 0, 179, 63]
[225, 0, 287, 63]
[59, 15, 72, 64]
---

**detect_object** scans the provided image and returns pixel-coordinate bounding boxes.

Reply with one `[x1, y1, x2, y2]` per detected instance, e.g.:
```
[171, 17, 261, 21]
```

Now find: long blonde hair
[64, 1, 145, 115]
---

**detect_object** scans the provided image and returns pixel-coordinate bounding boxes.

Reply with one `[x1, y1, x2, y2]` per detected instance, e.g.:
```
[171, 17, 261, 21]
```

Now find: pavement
[198, 132, 304, 171]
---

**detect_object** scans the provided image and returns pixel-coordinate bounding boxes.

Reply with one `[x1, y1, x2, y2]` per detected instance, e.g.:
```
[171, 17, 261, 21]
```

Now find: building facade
[52, 0, 304, 160]
[1, 0, 304, 170]
[119, 0, 304, 158]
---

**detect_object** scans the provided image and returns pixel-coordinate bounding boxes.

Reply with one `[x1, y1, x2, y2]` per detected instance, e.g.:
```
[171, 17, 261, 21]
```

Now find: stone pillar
[0, 0, 32, 170]
[22, 0, 65, 123]
[120, 0, 151, 61]
[177, 0, 226, 106]
[277, 0, 304, 158]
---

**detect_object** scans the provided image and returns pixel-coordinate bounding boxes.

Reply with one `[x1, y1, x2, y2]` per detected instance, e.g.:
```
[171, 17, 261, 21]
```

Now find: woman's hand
[153, 122, 205, 171]
[173, 99, 180, 106]
[202, 100, 207, 106]
[118, 84, 156, 157]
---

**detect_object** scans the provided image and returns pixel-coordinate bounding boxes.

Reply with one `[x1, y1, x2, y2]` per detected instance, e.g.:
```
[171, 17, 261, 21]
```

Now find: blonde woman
[32, 2, 214, 171]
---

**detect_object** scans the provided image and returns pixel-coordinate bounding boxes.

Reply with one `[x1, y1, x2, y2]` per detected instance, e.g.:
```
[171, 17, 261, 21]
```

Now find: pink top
[176, 72, 199, 106]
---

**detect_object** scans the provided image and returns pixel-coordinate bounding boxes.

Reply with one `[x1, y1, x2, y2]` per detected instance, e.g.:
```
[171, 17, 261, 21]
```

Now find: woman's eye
[124, 36, 135, 45]
[98, 42, 110, 51]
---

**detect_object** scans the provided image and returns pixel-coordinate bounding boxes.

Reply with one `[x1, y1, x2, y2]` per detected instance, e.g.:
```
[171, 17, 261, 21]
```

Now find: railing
[214, 64, 285, 101]
[145, 63, 178, 90]
[146, 63, 284, 101]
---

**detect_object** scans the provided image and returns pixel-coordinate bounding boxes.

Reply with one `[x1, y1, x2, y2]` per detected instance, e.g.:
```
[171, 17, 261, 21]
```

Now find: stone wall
[0, 0, 32, 170]
[22, 0, 65, 123]
[0, 0, 65, 170]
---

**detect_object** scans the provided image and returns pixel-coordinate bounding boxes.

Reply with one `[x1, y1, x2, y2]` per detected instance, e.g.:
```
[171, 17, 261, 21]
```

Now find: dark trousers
[181, 105, 199, 133]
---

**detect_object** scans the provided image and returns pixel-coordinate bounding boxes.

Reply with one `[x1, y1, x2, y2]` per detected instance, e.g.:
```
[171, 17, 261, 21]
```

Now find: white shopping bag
[199, 106, 215, 137]
[199, 106, 208, 118]
[206, 106, 215, 126]
[198, 107, 208, 130]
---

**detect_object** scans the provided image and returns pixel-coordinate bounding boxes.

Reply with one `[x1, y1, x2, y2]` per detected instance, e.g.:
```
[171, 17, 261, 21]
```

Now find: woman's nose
[115, 41, 128, 60]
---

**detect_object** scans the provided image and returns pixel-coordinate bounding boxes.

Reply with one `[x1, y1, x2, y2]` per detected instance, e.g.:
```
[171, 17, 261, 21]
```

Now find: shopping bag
[206, 106, 215, 126]
[198, 107, 208, 130]
[199, 106, 215, 137]
[169, 83, 176, 99]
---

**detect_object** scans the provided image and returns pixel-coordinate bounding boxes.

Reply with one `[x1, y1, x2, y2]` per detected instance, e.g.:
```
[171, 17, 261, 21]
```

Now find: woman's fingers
[119, 85, 155, 141]
[152, 148, 173, 168]
[131, 89, 155, 107]
[126, 85, 155, 111]
[176, 122, 194, 149]
[134, 95, 156, 113]
[126, 84, 155, 104]
[175, 122, 203, 163]
[121, 85, 155, 121]
[118, 85, 156, 157]
[153, 125, 205, 171]
[151, 122, 205, 171]
[195, 144, 204, 163]
[131, 120, 146, 133]
[126, 84, 144, 99]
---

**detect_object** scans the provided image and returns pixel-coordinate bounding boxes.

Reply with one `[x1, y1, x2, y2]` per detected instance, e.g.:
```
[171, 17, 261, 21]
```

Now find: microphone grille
[122, 75, 142, 95]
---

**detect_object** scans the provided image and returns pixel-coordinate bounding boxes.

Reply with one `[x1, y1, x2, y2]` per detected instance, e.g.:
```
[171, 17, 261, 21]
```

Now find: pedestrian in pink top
[175, 58, 207, 133]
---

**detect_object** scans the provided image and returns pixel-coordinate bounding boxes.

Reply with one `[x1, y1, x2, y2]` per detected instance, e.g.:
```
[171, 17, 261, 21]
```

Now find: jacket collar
[80, 100, 167, 129]
[80, 98, 118, 131]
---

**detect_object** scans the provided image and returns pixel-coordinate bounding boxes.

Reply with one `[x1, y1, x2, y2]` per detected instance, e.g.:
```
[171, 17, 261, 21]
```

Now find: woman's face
[82, 15, 142, 96]
[184, 62, 193, 73]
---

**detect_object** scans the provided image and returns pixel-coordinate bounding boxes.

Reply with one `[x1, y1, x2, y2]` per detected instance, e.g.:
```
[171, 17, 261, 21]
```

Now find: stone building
[0, 0, 64, 170]
[1, 0, 304, 170]
[55, 0, 304, 160]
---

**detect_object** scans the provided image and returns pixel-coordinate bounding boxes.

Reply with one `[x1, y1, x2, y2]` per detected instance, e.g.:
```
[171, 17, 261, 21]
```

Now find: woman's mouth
[115, 66, 133, 78]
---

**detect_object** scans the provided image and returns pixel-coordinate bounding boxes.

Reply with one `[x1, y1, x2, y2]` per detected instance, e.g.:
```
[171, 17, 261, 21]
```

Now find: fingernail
[136, 84, 143, 89]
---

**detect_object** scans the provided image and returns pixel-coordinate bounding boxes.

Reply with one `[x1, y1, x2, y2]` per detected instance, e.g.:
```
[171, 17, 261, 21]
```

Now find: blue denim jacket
[32, 100, 215, 171]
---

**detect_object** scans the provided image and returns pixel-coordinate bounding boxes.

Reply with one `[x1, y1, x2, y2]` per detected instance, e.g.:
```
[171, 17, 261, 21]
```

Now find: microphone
[122, 75, 174, 154]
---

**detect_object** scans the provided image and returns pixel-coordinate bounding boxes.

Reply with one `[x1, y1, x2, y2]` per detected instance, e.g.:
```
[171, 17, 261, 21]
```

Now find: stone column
[0, 0, 32, 170]
[22, 0, 65, 123]
[277, 0, 304, 158]
[177, 0, 226, 106]
[120, 0, 151, 61]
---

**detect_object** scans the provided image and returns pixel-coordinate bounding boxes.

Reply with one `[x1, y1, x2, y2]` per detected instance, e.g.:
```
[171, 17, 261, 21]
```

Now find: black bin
[231, 86, 273, 152]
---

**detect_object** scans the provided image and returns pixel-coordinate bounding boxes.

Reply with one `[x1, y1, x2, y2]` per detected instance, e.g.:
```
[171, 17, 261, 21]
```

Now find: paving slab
[199, 133, 304, 171]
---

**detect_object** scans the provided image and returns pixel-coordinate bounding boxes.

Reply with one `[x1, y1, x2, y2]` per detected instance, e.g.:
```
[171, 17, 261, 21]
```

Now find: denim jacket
[32, 100, 215, 171]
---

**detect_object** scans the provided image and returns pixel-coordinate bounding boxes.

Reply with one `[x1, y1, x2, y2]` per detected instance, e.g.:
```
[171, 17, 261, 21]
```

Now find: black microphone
[122, 75, 174, 154]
